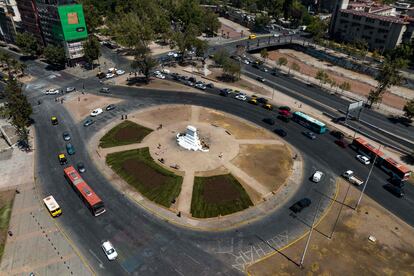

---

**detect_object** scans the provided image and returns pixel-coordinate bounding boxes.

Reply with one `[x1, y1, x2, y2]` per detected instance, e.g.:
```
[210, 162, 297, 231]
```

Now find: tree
[81, 2, 103, 33]
[260, 48, 269, 63]
[254, 14, 271, 31]
[15, 61, 27, 76]
[193, 38, 208, 58]
[3, 79, 32, 148]
[339, 81, 351, 93]
[43, 45, 66, 68]
[202, 10, 220, 37]
[131, 47, 158, 83]
[213, 48, 230, 67]
[83, 36, 101, 68]
[403, 99, 414, 120]
[306, 17, 328, 41]
[315, 69, 330, 86]
[291, 62, 300, 72]
[222, 60, 241, 81]
[15, 32, 42, 56]
[277, 57, 288, 67]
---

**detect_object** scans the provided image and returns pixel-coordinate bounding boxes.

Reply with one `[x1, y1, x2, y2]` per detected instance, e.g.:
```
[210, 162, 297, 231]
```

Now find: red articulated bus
[352, 137, 411, 181]
[63, 166, 106, 216]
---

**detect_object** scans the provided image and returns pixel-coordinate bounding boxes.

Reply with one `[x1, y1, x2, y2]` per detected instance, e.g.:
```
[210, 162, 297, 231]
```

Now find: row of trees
[213, 48, 241, 81]
[0, 50, 27, 80]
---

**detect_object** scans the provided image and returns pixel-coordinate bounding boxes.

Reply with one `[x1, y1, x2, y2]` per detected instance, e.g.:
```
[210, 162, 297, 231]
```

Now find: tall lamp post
[354, 144, 383, 210]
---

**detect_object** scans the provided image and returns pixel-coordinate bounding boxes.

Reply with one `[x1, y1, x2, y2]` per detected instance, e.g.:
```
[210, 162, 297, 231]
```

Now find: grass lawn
[0, 190, 15, 261]
[106, 148, 182, 207]
[191, 174, 253, 218]
[99, 120, 152, 148]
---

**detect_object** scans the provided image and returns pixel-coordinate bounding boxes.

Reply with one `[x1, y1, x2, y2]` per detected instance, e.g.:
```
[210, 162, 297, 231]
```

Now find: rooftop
[340, 9, 409, 24]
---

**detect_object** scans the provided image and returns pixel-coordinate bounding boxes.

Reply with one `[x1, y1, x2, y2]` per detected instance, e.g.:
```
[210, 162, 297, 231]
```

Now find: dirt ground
[208, 68, 272, 97]
[131, 105, 192, 127]
[122, 159, 167, 189]
[232, 144, 293, 192]
[199, 109, 274, 139]
[247, 179, 414, 275]
[265, 50, 409, 110]
[63, 93, 123, 123]
[203, 176, 241, 204]
[218, 17, 251, 38]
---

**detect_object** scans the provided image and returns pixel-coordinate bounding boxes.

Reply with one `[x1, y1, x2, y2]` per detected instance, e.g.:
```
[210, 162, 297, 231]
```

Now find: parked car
[66, 143, 75, 155]
[44, 88, 60, 95]
[256, 77, 266, 82]
[195, 83, 206, 90]
[278, 106, 291, 111]
[330, 130, 345, 139]
[277, 115, 290, 122]
[248, 98, 258, 105]
[106, 104, 116, 111]
[206, 83, 214, 88]
[383, 184, 404, 198]
[262, 103, 273, 110]
[90, 108, 103, 117]
[335, 139, 348, 148]
[262, 118, 275, 125]
[155, 73, 166, 79]
[77, 162, 86, 173]
[219, 88, 232, 96]
[100, 87, 110, 93]
[101, 241, 118, 261]
[302, 131, 316, 140]
[356, 154, 370, 165]
[289, 198, 311, 213]
[106, 73, 115, 79]
[116, 69, 125, 75]
[257, 97, 268, 104]
[333, 116, 346, 123]
[274, 128, 287, 137]
[248, 34, 257, 39]
[235, 94, 247, 101]
[389, 177, 405, 188]
[97, 72, 106, 79]
[65, 87, 76, 93]
[62, 132, 71, 141]
[83, 119, 94, 127]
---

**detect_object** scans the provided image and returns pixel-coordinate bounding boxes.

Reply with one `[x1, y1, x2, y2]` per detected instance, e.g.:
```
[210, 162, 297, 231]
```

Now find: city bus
[43, 195, 62, 217]
[292, 111, 327, 134]
[352, 137, 411, 181]
[63, 166, 106, 216]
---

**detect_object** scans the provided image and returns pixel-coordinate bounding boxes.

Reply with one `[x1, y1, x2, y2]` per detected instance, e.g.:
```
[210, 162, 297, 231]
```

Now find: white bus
[43, 196, 62, 217]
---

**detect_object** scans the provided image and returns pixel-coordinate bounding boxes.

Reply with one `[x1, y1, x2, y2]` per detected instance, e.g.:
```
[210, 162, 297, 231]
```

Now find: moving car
[44, 88, 60, 95]
[289, 198, 311, 213]
[312, 171, 324, 182]
[356, 154, 370, 165]
[257, 97, 268, 104]
[83, 119, 94, 127]
[66, 143, 75, 155]
[51, 116, 58, 125]
[77, 162, 86, 173]
[256, 77, 266, 82]
[274, 128, 287, 137]
[195, 82, 206, 90]
[62, 132, 71, 141]
[155, 73, 166, 79]
[235, 94, 247, 101]
[248, 34, 257, 39]
[106, 104, 116, 111]
[277, 115, 290, 122]
[65, 87, 76, 93]
[90, 108, 103, 117]
[219, 88, 232, 96]
[100, 87, 110, 93]
[330, 130, 344, 139]
[116, 69, 125, 75]
[58, 153, 67, 165]
[262, 118, 275, 125]
[335, 139, 348, 148]
[383, 184, 404, 198]
[342, 170, 364, 186]
[101, 241, 118, 261]
[302, 131, 316, 140]
[263, 103, 273, 110]
[278, 106, 291, 111]
[248, 98, 258, 105]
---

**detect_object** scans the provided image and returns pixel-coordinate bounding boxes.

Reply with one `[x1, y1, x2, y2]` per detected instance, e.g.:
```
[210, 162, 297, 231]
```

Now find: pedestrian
[125, 114, 128, 119]
[60, 99, 63, 104]
[299, 103, 302, 108]
[78, 96, 80, 102]
[121, 115, 124, 120]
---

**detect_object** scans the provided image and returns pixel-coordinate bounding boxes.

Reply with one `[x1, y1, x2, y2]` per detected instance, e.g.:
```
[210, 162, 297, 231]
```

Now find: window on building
[379, 21, 390, 27]
[365, 18, 375, 23]
[341, 13, 349, 18]
[352, 15, 362, 20]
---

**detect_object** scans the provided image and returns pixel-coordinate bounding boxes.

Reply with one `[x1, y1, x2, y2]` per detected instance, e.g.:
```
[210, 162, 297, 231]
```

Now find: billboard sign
[58, 4, 88, 42]
[347, 101, 364, 112]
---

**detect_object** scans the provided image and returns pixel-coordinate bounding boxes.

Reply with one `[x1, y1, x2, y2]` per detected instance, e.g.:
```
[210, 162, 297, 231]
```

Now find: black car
[384, 184, 404, 198]
[206, 83, 214, 88]
[83, 119, 95, 127]
[100, 87, 110, 93]
[171, 73, 180, 80]
[219, 88, 232, 96]
[62, 132, 71, 141]
[330, 130, 344, 139]
[257, 97, 268, 104]
[262, 118, 275, 125]
[289, 198, 312, 213]
[278, 106, 291, 111]
[256, 77, 266, 82]
[302, 131, 316, 139]
[333, 116, 346, 123]
[106, 104, 116, 111]
[389, 178, 405, 188]
[252, 63, 260, 69]
[274, 128, 287, 137]
[277, 115, 290, 122]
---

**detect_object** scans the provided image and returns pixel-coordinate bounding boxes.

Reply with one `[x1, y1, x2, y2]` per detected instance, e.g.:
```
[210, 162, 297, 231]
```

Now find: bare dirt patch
[132, 105, 192, 126]
[247, 179, 414, 275]
[122, 159, 168, 190]
[232, 144, 293, 192]
[63, 93, 123, 123]
[203, 177, 241, 204]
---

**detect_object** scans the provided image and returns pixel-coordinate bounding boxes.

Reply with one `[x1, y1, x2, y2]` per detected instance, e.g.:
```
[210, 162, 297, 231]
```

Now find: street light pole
[300, 195, 323, 268]
[354, 144, 382, 210]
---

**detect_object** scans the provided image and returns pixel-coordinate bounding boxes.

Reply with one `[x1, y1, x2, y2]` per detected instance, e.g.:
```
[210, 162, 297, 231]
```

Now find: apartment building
[0, 0, 21, 43]
[330, 0, 414, 50]
[16, 0, 44, 45]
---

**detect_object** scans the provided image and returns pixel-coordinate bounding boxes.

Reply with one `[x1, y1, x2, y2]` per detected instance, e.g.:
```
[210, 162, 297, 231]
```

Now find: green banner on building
[58, 4, 88, 41]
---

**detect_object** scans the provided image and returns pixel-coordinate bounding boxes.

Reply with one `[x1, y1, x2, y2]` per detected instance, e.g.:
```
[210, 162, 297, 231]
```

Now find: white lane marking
[88, 249, 105, 269]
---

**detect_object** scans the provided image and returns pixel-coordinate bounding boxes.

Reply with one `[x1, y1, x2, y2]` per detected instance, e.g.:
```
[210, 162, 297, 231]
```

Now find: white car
[356, 154, 370, 165]
[101, 241, 118, 261]
[155, 73, 165, 79]
[107, 67, 116, 73]
[312, 171, 324, 183]
[167, 51, 176, 56]
[90, 108, 103, 117]
[161, 68, 170, 74]
[235, 94, 247, 101]
[106, 73, 115, 79]
[44, 88, 60, 95]
[116, 69, 125, 75]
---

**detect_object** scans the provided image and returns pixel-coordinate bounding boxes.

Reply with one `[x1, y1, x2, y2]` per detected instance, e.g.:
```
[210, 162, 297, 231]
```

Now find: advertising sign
[58, 4, 88, 42]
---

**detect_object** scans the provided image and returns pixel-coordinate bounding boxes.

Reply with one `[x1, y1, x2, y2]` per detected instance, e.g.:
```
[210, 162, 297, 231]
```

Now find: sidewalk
[0, 129, 93, 276]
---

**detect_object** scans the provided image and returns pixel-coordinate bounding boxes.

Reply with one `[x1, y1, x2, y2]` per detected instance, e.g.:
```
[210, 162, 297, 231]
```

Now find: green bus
[292, 111, 327, 134]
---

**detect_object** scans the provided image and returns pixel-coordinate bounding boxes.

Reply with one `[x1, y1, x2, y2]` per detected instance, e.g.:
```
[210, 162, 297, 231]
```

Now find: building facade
[0, 0, 21, 43]
[16, 0, 44, 45]
[330, 0, 414, 50]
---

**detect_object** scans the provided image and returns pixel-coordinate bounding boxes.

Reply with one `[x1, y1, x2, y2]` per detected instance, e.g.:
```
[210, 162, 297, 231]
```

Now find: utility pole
[300, 195, 323, 268]
[329, 182, 351, 239]
[354, 144, 382, 210]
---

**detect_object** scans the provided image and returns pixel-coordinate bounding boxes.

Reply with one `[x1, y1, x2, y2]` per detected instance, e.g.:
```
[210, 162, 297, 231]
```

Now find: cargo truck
[342, 170, 364, 186]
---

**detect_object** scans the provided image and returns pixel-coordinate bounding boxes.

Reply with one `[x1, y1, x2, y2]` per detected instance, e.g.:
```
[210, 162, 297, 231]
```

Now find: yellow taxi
[248, 98, 258, 105]
[51, 116, 58, 125]
[58, 153, 67, 165]
[248, 34, 257, 40]
[263, 103, 273, 110]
